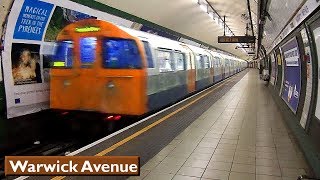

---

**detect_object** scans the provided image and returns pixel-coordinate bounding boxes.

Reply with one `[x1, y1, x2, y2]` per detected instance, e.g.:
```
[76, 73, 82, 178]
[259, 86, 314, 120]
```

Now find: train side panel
[187, 45, 213, 91]
[132, 33, 190, 112]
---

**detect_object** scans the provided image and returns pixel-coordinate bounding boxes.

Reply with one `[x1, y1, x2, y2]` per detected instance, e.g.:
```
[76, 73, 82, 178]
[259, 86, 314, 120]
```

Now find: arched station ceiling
[95, 0, 258, 59]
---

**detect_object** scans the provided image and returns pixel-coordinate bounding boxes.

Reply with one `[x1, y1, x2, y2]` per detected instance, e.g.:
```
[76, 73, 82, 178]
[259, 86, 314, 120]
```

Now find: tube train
[50, 19, 247, 119]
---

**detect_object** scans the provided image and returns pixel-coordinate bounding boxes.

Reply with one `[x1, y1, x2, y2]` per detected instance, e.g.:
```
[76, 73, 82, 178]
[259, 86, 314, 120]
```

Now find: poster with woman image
[11, 43, 42, 85]
[281, 37, 301, 113]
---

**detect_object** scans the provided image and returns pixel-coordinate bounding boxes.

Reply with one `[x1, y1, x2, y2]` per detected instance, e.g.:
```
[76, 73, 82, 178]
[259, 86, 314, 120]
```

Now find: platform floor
[131, 69, 310, 180]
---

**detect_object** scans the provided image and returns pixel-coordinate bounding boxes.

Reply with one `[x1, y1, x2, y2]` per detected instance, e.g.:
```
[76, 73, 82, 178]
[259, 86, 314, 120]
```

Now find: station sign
[218, 36, 256, 43]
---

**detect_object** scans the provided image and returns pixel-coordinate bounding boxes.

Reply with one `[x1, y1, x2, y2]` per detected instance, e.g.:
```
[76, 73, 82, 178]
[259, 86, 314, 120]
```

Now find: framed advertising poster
[281, 37, 301, 114]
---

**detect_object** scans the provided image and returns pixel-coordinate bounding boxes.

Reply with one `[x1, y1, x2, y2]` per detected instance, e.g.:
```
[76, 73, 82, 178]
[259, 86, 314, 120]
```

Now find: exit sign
[218, 36, 256, 43]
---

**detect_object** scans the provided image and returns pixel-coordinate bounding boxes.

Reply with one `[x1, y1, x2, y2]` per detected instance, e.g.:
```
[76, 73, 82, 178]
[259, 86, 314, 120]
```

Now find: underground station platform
[11, 69, 312, 180]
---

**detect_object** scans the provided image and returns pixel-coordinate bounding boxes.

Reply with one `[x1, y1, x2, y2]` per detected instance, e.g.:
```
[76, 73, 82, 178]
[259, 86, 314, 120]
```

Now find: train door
[221, 58, 225, 79]
[51, 36, 100, 111]
[181, 44, 196, 93]
[225, 58, 230, 77]
[52, 37, 99, 111]
[50, 40, 81, 110]
[205, 50, 214, 83]
[76, 37, 100, 110]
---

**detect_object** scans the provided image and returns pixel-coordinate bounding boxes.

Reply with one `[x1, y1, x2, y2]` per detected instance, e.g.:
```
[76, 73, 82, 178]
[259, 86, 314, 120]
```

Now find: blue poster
[13, 0, 54, 41]
[281, 37, 301, 113]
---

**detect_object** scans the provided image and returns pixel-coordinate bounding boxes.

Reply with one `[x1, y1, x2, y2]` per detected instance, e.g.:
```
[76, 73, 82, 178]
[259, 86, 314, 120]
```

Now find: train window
[195, 54, 203, 69]
[214, 57, 220, 67]
[80, 37, 97, 68]
[195, 55, 203, 69]
[203, 55, 210, 69]
[174, 52, 185, 71]
[195, 55, 210, 69]
[103, 39, 142, 69]
[51, 40, 73, 68]
[157, 50, 174, 72]
[142, 41, 154, 68]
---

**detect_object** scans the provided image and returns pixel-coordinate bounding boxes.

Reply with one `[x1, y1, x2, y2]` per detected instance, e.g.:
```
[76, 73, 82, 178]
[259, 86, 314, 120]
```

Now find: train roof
[115, 21, 245, 62]
[56, 19, 245, 62]
[118, 26, 187, 52]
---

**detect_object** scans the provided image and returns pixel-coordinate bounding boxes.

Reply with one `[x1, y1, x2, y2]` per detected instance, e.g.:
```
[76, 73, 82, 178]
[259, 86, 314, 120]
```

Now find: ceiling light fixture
[198, 0, 235, 37]
[197, 0, 249, 55]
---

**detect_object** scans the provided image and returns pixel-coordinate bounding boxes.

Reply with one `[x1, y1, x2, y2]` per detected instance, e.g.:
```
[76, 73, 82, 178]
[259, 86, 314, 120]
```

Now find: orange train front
[50, 19, 247, 119]
[50, 19, 147, 116]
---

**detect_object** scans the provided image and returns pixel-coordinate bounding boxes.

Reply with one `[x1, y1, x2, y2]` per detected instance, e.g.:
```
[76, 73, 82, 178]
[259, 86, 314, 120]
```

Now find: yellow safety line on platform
[51, 76, 236, 180]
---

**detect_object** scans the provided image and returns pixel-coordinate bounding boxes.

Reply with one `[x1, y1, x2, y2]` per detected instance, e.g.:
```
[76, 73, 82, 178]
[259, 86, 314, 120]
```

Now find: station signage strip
[218, 36, 256, 43]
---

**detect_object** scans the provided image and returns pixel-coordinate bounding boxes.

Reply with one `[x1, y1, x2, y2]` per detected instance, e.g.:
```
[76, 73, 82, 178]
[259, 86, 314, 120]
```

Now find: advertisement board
[281, 37, 301, 113]
[13, 0, 54, 41]
[2, 0, 134, 118]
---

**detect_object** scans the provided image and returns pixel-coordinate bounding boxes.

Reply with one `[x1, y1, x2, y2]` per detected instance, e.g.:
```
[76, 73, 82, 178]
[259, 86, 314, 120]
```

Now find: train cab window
[142, 41, 154, 68]
[80, 37, 97, 68]
[173, 52, 185, 71]
[157, 50, 174, 72]
[52, 40, 73, 68]
[103, 39, 142, 69]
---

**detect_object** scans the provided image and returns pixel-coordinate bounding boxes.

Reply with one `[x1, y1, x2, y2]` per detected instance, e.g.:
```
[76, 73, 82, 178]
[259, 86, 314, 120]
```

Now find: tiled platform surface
[129, 70, 311, 180]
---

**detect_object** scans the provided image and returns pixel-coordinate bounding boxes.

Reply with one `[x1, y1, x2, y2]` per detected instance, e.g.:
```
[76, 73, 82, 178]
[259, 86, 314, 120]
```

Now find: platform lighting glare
[199, 4, 207, 12]
[237, 43, 247, 53]
[215, 18, 219, 24]
[208, 12, 214, 19]
[219, 21, 224, 28]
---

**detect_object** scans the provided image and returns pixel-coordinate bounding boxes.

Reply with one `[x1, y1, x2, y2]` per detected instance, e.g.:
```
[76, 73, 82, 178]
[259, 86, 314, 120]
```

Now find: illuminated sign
[218, 36, 256, 43]
[75, 26, 100, 33]
[53, 62, 65, 67]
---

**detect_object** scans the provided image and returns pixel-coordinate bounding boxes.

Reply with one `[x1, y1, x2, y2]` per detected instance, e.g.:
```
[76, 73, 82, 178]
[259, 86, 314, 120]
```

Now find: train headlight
[107, 82, 115, 89]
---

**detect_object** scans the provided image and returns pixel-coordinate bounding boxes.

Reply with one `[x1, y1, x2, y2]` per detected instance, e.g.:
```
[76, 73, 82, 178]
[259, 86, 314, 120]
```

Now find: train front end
[49, 19, 148, 118]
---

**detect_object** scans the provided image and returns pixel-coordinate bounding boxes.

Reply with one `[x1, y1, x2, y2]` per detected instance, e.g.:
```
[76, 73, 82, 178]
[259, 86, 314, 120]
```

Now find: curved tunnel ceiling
[95, 0, 258, 59]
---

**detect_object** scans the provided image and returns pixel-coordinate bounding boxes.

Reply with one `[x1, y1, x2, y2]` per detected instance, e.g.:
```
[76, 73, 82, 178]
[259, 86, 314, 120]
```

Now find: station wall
[264, 0, 320, 176]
